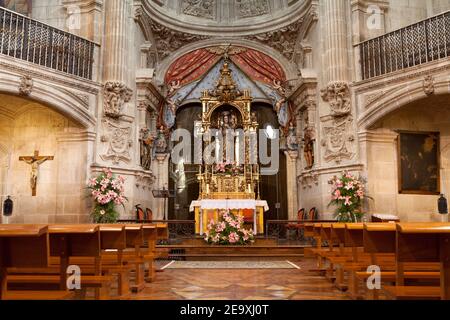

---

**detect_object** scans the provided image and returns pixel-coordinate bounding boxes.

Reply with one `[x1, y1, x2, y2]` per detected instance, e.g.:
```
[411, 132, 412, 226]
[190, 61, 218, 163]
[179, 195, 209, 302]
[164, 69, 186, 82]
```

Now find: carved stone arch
[358, 78, 450, 130]
[155, 38, 298, 85]
[0, 77, 96, 131]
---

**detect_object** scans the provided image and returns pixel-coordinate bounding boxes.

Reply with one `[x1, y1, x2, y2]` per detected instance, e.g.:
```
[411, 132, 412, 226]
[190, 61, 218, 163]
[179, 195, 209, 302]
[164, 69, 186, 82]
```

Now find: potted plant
[328, 171, 372, 223]
[88, 168, 127, 223]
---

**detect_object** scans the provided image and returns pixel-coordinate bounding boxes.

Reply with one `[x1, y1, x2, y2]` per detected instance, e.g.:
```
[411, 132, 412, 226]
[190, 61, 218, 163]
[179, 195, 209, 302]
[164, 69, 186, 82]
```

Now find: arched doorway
[0, 93, 90, 223]
[364, 93, 450, 222]
[168, 102, 288, 221]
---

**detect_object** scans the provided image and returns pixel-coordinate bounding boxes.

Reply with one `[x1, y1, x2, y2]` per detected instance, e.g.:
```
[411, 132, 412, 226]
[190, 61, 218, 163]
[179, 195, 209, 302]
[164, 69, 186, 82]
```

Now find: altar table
[189, 199, 269, 235]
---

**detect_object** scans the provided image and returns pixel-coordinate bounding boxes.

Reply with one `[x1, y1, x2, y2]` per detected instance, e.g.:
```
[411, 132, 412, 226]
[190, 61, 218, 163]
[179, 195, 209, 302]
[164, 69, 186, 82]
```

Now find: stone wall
[365, 97, 450, 222]
[0, 102, 89, 223]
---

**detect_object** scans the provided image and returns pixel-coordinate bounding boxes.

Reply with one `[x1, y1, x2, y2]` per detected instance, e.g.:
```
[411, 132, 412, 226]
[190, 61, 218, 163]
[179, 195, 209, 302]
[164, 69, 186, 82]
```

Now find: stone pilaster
[103, 0, 129, 83]
[322, 0, 350, 84]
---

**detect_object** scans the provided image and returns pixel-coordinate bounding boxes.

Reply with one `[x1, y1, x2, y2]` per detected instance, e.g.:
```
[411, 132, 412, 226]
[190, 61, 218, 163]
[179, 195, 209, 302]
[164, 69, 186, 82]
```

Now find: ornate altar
[190, 59, 268, 235]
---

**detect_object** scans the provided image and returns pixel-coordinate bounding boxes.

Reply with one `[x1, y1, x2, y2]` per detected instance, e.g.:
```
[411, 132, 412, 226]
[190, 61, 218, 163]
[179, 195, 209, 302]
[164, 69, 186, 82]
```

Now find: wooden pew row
[0, 225, 74, 300]
[1, 223, 168, 300]
[382, 223, 450, 300]
[306, 222, 446, 300]
[358, 223, 440, 300]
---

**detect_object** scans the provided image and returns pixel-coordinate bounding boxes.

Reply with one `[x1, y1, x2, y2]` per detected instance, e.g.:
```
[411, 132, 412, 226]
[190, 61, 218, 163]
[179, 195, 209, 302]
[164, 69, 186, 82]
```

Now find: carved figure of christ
[19, 150, 54, 196]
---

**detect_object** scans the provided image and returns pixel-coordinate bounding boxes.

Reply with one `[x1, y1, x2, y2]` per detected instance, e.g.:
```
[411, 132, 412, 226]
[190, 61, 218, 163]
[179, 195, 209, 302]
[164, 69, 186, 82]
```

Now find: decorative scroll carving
[182, 0, 216, 19]
[236, 0, 269, 18]
[150, 20, 210, 59]
[19, 75, 33, 96]
[423, 75, 435, 96]
[103, 81, 133, 118]
[321, 81, 351, 117]
[100, 119, 133, 164]
[246, 19, 302, 60]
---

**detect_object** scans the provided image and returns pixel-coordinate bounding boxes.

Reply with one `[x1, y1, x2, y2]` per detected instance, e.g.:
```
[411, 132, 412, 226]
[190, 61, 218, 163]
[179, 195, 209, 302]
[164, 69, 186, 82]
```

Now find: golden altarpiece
[190, 60, 269, 235]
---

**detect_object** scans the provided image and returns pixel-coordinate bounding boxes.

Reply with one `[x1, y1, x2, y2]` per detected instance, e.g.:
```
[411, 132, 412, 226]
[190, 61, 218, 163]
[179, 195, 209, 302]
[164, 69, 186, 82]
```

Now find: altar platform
[158, 237, 309, 261]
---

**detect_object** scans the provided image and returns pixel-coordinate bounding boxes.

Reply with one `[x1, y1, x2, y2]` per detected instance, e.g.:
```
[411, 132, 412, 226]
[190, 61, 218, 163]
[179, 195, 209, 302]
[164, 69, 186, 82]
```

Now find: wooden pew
[0, 225, 73, 300]
[7, 224, 114, 300]
[359, 223, 440, 300]
[383, 223, 450, 300]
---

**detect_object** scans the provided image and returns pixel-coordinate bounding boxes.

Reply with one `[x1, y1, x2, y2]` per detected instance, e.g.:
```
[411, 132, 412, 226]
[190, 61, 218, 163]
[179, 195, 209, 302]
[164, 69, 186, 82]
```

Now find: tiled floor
[126, 258, 350, 300]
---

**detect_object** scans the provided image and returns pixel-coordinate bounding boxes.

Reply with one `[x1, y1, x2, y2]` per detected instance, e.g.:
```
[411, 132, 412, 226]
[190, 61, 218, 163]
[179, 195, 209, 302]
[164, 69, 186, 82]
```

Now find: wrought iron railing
[118, 219, 196, 240]
[358, 11, 450, 80]
[0, 7, 96, 80]
[265, 220, 336, 240]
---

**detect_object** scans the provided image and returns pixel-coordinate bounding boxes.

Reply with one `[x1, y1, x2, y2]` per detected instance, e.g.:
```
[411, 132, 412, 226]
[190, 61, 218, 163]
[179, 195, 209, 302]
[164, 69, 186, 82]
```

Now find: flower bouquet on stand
[204, 210, 255, 245]
[88, 168, 127, 223]
[328, 171, 372, 223]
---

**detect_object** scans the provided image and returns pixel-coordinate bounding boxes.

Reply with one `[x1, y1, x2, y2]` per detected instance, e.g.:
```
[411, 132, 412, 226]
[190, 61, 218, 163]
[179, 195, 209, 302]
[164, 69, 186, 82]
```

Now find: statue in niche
[154, 126, 168, 154]
[302, 112, 315, 169]
[286, 123, 299, 151]
[139, 128, 153, 170]
[251, 111, 258, 124]
[303, 127, 315, 169]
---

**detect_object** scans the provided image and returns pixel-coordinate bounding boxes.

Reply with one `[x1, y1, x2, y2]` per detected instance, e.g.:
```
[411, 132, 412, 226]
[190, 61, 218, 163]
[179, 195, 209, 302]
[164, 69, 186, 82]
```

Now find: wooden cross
[19, 150, 54, 196]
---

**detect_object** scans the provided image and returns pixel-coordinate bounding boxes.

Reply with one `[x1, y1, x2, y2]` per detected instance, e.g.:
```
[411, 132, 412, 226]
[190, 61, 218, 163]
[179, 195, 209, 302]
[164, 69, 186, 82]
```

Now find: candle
[248, 184, 251, 193]
[206, 184, 210, 194]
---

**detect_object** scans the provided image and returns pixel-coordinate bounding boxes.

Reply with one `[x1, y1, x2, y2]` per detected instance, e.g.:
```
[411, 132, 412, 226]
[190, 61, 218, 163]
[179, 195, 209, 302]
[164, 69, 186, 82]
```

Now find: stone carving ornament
[246, 19, 302, 60]
[150, 20, 209, 59]
[101, 119, 133, 164]
[320, 82, 351, 117]
[19, 75, 33, 96]
[236, 0, 269, 18]
[183, 0, 216, 19]
[321, 117, 354, 164]
[423, 75, 435, 96]
[103, 81, 133, 118]
[140, 127, 154, 171]
[320, 81, 355, 164]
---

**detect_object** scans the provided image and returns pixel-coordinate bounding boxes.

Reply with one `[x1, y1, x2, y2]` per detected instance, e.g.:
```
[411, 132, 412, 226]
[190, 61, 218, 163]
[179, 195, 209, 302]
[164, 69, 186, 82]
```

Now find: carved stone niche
[103, 81, 133, 119]
[100, 119, 133, 165]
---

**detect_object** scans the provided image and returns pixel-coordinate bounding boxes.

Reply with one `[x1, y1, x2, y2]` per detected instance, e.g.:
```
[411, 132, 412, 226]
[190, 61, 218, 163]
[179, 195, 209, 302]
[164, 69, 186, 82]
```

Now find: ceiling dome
[142, 0, 310, 36]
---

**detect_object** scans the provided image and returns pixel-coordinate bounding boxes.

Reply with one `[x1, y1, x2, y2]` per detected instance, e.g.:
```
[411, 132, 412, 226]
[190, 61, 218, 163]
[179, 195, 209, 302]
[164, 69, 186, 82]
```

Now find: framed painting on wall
[397, 131, 440, 195]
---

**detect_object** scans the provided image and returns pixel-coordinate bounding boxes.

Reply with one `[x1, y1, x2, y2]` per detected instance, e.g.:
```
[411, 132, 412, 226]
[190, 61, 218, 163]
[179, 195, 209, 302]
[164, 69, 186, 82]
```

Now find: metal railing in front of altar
[357, 11, 450, 80]
[265, 220, 337, 240]
[117, 219, 196, 241]
[0, 6, 97, 80]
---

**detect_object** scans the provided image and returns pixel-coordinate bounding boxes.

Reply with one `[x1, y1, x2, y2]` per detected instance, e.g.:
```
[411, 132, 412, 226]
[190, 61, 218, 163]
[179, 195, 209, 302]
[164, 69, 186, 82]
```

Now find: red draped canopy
[165, 47, 286, 87]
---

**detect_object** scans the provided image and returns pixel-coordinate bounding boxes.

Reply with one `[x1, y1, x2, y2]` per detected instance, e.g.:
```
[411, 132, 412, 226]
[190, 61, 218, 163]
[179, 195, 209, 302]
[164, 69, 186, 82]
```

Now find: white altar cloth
[189, 199, 269, 212]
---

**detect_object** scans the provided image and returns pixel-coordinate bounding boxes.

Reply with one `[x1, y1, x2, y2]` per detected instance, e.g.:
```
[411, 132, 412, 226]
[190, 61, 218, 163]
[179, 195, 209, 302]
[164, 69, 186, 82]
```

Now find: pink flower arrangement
[328, 171, 372, 223]
[214, 162, 244, 176]
[204, 210, 255, 245]
[88, 168, 127, 223]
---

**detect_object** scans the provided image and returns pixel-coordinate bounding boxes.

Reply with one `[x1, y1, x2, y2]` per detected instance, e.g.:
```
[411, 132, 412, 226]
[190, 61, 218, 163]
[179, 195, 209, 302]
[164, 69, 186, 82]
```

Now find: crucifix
[19, 150, 54, 196]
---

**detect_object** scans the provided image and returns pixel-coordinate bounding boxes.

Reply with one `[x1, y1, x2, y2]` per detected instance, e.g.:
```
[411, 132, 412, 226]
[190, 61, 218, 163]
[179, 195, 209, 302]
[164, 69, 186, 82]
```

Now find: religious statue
[139, 128, 153, 170]
[251, 111, 258, 123]
[19, 151, 54, 196]
[154, 126, 168, 154]
[304, 127, 315, 169]
[286, 123, 299, 151]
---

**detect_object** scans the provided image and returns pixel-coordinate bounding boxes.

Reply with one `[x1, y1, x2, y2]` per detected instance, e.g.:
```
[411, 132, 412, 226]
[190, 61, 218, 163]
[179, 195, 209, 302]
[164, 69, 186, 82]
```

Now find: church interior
[0, 0, 450, 303]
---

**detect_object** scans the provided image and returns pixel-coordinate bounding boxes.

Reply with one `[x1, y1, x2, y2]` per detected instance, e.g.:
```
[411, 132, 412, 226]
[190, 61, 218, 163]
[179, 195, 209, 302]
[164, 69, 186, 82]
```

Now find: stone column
[103, 0, 129, 82]
[322, 0, 351, 84]
[285, 151, 299, 220]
